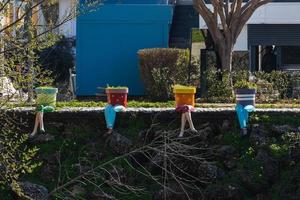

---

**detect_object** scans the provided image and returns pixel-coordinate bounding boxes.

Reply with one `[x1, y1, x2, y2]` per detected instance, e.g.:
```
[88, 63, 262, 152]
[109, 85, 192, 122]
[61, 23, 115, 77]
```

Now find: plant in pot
[30, 86, 58, 138]
[234, 80, 257, 136]
[35, 87, 58, 110]
[173, 85, 197, 137]
[234, 80, 257, 106]
[173, 85, 196, 107]
[105, 86, 129, 107]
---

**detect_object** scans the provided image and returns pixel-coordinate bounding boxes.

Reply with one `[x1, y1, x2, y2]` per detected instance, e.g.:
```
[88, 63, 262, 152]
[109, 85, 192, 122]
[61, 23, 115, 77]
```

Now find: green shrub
[232, 69, 250, 84]
[138, 48, 194, 101]
[234, 80, 257, 89]
[254, 71, 290, 98]
[205, 69, 232, 103]
[255, 79, 279, 103]
[38, 36, 75, 82]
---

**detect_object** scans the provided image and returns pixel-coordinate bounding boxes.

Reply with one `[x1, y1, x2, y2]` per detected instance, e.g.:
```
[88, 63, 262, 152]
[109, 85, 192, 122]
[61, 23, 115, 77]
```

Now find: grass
[192, 29, 205, 43]
[5, 99, 300, 109]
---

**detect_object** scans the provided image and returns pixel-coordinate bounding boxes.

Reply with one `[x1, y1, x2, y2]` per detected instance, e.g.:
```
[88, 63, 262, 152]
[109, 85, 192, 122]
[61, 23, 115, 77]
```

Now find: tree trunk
[218, 42, 233, 73]
[217, 42, 234, 90]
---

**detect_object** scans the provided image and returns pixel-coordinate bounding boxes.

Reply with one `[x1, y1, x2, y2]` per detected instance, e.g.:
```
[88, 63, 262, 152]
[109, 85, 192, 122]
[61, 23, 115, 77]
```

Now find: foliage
[192, 29, 204, 43]
[231, 69, 249, 84]
[0, 1, 61, 198]
[254, 71, 290, 98]
[206, 51, 249, 71]
[204, 69, 300, 102]
[234, 80, 257, 89]
[205, 68, 232, 103]
[173, 85, 196, 90]
[0, 112, 41, 198]
[38, 36, 75, 82]
[2, 26, 56, 102]
[106, 86, 128, 89]
[138, 48, 198, 101]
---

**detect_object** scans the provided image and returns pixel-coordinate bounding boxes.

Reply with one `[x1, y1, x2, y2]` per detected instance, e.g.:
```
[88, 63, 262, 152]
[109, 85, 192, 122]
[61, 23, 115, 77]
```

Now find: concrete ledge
[6, 107, 300, 113]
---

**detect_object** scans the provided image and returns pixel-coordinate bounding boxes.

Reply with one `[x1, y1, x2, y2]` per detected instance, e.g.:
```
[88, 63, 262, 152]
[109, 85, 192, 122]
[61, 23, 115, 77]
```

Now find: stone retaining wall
[4, 107, 300, 133]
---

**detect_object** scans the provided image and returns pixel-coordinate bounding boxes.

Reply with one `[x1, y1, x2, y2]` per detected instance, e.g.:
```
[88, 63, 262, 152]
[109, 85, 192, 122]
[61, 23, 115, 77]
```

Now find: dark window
[282, 46, 300, 65]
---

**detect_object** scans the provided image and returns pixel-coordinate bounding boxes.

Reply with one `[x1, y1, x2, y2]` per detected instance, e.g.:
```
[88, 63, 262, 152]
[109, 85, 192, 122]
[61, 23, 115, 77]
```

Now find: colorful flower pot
[173, 86, 196, 107]
[235, 88, 256, 106]
[105, 88, 128, 107]
[35, 87, 58, 108]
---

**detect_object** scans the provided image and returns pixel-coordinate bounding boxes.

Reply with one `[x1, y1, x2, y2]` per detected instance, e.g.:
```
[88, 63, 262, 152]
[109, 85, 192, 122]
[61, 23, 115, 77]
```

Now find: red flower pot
[105, 88, 128, 107]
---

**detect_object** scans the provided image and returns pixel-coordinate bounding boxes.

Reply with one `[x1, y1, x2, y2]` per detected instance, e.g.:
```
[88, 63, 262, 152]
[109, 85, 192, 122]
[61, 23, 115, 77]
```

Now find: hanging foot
[178, 131, 184, 138]
[103, 128, 113, 138]
[240, 128, 248, 137]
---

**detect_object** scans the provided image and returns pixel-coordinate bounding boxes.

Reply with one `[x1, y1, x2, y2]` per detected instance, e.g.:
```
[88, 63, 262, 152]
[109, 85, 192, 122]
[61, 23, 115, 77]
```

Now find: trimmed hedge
[138, 48, 192, 101]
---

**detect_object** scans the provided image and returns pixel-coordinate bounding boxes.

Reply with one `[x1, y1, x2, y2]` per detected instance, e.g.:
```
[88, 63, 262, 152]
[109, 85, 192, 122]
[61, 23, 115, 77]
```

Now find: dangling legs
[30, 113, 40, 138]
[236, 104, 255, 136]
[104, 104, 116, 135]
[185, 111, 197, 132]
[179, 113, 187, 137]
[104, 104, 126, 136]
[39, 112, 45, 133]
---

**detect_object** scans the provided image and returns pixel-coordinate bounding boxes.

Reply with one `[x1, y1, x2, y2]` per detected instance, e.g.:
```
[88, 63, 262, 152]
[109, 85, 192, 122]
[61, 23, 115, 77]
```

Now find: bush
[38, 36, 75, 82]
[254, 71, 291, 98]
[234, 80, 257, 89]
[255, 80, 279, 103]
[138, 48, 196, 101]
[205, 69, 232, 103]
[204, 69, 300, 103]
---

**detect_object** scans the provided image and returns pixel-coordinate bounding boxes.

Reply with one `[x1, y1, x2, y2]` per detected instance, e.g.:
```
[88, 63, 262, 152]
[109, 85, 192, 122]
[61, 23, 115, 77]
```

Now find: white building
[1, 0, 76, 38]
[198, 1, 300, 71]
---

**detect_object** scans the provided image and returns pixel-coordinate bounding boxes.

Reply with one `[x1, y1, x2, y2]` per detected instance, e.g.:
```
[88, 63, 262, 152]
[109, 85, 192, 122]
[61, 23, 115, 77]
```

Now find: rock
[0, 76, 27, 102]
[105, 166, 126, 186]
[91, 190, 117, 200]
[17, 181, 48, 200]
[197, 126, 214, 141]
[249, 124, 268, 147]
[138, 128, 157, 143]
[216, 145, 237, 160]
[32, 134, 55, 144]
[256, 148, 279, 182]
[238, 170, 268, 193]
[108, 132, 133, 155]
[149, 153, 163, 175]
[48, 122, 65, 132]
[223, 159, 237, 170]
[152, 182, 187, 200]
[205, 184, 242, 200]
[216, 145, 238, 169]
[290, 147, 300, 162]
[272, 125, 299, 135]
[70, 185, 86, 196]
[197, 163, 218, 182]
[221, 120, 231, 131]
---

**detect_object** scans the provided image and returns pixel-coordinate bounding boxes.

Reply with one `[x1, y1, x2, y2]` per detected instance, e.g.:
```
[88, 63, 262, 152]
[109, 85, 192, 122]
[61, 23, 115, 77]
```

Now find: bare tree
[193, 0, 271, 74]
[47, 123, 214, 200]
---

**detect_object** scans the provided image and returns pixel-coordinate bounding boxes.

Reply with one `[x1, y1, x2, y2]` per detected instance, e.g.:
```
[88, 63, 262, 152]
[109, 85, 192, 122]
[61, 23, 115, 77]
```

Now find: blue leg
[235, 104, 255, 135]
[104, 104, 116, 129]
[236, 104, 247, 129]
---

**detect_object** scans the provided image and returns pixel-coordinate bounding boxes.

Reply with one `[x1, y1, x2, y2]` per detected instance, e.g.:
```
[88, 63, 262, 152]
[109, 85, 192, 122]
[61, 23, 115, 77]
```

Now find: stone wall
[5, 107, 300, 133]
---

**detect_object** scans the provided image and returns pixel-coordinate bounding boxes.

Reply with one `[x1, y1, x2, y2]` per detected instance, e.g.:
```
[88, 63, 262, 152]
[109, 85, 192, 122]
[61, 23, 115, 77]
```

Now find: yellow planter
[173, 86, 196, 107]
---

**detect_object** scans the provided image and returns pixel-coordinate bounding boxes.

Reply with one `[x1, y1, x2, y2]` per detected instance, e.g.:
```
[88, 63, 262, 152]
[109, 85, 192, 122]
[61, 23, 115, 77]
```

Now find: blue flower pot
[235, 88, 256, 106]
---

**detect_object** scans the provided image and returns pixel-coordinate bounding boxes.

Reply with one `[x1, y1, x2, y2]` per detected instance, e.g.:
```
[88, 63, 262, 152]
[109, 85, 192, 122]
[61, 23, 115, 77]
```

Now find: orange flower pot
[173, 86, 196, 107]
[105, 88, 128, 107]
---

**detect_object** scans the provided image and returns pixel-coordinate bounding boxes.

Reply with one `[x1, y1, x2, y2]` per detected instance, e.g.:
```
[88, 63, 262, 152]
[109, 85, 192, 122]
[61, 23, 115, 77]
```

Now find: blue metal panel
[77, 4, 173, 95]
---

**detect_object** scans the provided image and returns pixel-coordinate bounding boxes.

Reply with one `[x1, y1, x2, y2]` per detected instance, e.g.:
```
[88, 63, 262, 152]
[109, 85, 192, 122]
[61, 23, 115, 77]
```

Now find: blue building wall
[76, 3, 173, 96]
